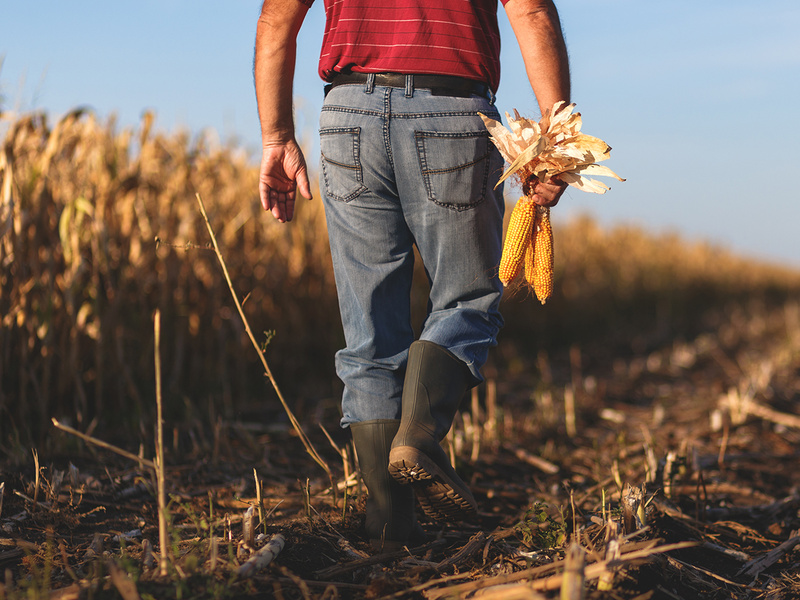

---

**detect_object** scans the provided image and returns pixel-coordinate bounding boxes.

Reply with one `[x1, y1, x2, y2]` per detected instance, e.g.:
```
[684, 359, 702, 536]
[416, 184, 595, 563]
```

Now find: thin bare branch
[194, 193, 330, 477]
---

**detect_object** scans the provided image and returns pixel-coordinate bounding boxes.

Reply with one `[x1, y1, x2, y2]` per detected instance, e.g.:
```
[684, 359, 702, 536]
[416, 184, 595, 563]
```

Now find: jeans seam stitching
[320, 127, 367, 203]
[383, 89, 394, 172]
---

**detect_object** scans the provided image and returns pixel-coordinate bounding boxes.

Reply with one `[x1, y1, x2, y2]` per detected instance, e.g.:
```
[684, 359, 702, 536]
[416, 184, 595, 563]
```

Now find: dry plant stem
[236, 534, 286, 578]
[108, 560, 141, 600]
[560, 543, 586, 600]
[194, 193, 330, 477]
[701, 541, 750, 562]
[597, 538, 619, 591]
[315, 540, 446, 579]
[319, 424, 343, 505]
[737, 530, 800, 579]
[419, 541, 697, 600]
[51, 419, 156, 469]
[747, 401, 800, 429]
[254, 468, 264, 533]
[666, 556, 753, 590]
[209, 535, 218, 571]
[243, 505, 256, 547]
[85, 533, 104, 558]
[564, 386, 576, 438]
[486, 379, 498, 441]
[277, 566, 314, 599]
[58, 539, 79, 582]
[341, 446, 350, 521]
[154, 310, 169, 577]
[12, 490, 50, 510]
[435, 531, 488, 570]
[32, 449, 40, 508]
[470, 388, 482, 461]
[142, 539, 156, 570]
[264, 500, 283, 519]
[301, 478, 312, 520]
[510, 446, 559, 474]
[473, 584, 547, 600]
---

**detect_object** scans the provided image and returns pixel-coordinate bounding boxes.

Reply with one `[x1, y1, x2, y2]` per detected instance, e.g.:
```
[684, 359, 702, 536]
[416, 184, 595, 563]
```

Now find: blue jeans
[319, 77, 506, 427]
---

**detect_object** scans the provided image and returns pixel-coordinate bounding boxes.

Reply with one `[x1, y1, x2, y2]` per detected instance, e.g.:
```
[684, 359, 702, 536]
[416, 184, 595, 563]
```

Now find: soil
[2, 298, 800, 599]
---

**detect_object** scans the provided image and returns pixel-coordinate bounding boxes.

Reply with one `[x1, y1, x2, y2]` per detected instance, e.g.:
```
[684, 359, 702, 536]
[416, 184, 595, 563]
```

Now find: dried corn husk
[480, 102, 624, 193]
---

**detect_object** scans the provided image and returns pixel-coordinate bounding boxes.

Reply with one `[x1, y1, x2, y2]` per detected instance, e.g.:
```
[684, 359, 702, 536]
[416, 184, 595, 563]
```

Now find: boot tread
[388, 447, 477, 521]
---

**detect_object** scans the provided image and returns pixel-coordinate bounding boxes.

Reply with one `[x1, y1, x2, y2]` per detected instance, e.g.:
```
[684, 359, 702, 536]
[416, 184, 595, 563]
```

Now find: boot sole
[388, 446, 477, 522]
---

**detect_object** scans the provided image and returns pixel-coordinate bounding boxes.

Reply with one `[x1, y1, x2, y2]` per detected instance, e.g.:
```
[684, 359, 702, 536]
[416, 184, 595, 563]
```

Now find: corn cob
[532, 205, 554, 304]
[499, 197, 536, 286]
[523, 215, 538, 288]
[482, 102, 623, 306]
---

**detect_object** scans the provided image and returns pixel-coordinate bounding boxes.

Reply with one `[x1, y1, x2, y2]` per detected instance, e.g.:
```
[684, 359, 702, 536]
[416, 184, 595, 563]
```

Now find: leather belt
[325, 72, 493, 101]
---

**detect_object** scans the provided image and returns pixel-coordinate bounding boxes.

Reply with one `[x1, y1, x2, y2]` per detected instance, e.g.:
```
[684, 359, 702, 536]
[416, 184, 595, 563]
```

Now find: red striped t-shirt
[307, 0, 506, 93]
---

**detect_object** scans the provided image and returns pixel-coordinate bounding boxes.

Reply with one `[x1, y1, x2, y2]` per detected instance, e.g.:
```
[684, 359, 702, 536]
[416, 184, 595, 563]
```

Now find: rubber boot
[388, 340, 478, 521]
[350, 419, 425, 553]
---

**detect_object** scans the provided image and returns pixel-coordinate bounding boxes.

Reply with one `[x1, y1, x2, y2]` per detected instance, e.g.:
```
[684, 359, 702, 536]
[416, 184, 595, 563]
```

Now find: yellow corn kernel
[499, 197, 536, 286]
[532, 205, 553, 304]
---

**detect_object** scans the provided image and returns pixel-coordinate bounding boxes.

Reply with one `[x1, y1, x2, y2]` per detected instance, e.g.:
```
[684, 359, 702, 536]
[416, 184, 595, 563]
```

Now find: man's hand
[259, 140, 312, 223]
[527, 175, 567, 207]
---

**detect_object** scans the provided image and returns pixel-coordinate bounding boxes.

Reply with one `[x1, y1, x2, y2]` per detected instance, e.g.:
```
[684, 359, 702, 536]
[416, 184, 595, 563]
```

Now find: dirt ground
[2, 297, 800, 599]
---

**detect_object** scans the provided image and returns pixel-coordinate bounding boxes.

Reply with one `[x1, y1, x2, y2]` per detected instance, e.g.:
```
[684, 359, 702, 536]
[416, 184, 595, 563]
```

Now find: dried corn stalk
[481, 102, 624, 303]
[236, 533, 286, 578]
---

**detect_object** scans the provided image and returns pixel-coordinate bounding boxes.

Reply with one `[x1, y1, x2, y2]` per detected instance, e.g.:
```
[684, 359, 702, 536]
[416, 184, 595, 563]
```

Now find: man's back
[317, 0, 504, 91]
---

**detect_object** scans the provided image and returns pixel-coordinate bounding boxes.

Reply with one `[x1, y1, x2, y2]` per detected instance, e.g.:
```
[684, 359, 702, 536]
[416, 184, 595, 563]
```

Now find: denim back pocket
[320, 127, 367, 203]
[415, 131, 493, 211]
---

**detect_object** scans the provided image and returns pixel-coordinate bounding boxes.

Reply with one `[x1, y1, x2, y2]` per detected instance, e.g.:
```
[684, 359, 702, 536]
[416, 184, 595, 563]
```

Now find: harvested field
[2, 110, 800, 599]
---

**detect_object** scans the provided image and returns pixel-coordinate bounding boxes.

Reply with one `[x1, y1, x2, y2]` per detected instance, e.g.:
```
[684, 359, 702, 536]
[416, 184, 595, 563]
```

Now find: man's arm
[254, 0, 312, 222]
[504, 0, 571, 206]
[504, 0, 570, 114]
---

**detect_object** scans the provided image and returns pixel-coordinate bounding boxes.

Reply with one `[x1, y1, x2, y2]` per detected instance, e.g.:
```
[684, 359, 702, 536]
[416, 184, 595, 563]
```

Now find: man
[254, 0, 570, 551]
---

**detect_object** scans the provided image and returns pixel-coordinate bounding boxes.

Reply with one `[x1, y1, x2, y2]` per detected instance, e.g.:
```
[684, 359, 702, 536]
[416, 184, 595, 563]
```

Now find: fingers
[532, 177, 567, 207]
[259, 177, 271, 212]
[271, 187, 296, 223]
[261, 182, 297, 223]
[296, 167, 313, 201]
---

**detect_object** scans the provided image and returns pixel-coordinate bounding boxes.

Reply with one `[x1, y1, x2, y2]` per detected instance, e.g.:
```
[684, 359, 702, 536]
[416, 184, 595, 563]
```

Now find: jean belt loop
[405, 74, 414, 98]
[365, 73, 375, 94]
[488, 89, 496, 106]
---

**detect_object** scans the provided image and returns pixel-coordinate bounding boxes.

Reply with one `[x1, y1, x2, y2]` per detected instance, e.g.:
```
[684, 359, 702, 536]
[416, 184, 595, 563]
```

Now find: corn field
[0, 109, 339, 451]
[2, 108, 799, 455]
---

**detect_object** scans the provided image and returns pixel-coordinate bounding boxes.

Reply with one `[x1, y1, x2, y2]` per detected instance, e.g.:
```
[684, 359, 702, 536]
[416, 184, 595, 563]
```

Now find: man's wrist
[261, 133, 296, 149]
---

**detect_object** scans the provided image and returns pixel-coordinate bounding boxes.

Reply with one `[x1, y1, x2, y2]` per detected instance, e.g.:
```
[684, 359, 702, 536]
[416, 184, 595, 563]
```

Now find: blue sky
[2, 1, 799, 267]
